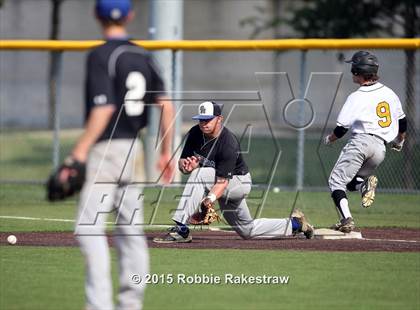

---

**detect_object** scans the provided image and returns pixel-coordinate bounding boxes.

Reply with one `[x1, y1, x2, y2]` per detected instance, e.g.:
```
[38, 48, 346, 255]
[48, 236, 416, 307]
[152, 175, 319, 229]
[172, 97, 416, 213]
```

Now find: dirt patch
[1, 228, 419, 252]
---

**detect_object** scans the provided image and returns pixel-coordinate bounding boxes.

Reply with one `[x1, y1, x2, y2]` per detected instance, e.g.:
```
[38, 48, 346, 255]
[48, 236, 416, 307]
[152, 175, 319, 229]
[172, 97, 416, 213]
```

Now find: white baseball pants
[172, 167, 293, 239]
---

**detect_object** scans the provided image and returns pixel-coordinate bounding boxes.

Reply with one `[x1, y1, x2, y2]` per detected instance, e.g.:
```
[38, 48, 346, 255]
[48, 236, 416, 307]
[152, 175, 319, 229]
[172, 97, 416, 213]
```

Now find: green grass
[1, 247, 419, 310]
[0, 247, 85, 310]
[1, 130, 420, 310]
[1, 130, 419, 189]
[0, 130, 78, 181]
[1, 184, 420, 232]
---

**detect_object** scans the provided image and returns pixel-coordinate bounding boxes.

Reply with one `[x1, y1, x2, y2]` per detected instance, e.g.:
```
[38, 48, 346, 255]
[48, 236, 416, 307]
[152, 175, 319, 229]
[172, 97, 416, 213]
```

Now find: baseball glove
[47, 157, 86, 201]
[188, 197, 221, 225]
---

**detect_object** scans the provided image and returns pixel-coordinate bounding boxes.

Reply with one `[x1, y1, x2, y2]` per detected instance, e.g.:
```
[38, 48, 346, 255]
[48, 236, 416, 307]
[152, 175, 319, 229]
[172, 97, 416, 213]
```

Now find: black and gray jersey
[85, 39, 165, 142]
[181, 125, 249, 179]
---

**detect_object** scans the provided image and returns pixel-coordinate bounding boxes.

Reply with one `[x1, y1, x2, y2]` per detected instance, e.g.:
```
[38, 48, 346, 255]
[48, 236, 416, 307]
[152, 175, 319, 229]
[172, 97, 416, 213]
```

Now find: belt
[368, 133, 386, 145]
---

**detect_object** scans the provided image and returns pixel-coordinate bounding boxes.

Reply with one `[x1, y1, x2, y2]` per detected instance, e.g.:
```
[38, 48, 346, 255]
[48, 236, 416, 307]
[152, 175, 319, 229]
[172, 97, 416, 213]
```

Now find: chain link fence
[0, 46, 419, 192]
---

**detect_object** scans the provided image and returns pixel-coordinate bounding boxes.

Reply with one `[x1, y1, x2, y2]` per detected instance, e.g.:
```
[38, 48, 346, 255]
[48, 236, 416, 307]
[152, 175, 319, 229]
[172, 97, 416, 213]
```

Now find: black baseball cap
[192, 101, 223, 120]
[96, 0, 131, 21]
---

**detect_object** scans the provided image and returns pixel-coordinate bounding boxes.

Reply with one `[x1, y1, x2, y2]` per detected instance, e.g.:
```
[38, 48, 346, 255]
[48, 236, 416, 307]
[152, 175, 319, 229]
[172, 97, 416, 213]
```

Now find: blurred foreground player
[48, 0, 174, 309]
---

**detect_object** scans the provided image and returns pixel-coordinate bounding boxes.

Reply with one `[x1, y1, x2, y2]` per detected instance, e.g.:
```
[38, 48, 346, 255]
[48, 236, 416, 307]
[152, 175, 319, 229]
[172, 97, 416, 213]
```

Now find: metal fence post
[296, 50, 307, 190]
[146, 0, 183, 183]
[52, 51, 63, 169]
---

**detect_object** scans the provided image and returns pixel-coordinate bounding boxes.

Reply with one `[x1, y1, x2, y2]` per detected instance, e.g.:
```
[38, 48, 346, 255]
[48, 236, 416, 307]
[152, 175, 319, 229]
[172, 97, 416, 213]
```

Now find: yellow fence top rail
[1, 39, 419, 51]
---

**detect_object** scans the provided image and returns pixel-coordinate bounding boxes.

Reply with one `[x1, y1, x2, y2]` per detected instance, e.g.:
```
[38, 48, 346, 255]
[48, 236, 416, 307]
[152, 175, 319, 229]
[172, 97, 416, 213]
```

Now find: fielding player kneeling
[153, 101, 314, 243]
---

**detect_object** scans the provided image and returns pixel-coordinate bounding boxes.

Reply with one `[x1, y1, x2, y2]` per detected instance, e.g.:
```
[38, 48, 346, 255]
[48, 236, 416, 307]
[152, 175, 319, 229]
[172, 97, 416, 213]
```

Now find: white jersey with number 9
[336, 82, 405, 143]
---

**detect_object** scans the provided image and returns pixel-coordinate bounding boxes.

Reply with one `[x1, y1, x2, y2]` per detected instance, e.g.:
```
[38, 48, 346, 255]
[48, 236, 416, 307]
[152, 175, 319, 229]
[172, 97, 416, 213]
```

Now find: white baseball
[272, 187, 280, 193]
[7, 235, 17, 245]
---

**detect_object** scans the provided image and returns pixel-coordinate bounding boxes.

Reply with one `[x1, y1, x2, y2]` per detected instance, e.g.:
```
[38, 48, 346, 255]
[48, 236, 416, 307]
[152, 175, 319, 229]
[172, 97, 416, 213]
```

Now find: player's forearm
[396, 132, 406, 142]
[72, 105, 115, 162]
[209, 177, 229, 200]
[158, 96, 175, 154]
[398, 117, 407, 135]
[325, 125, 347, 145]
[393, 118, 407, 143]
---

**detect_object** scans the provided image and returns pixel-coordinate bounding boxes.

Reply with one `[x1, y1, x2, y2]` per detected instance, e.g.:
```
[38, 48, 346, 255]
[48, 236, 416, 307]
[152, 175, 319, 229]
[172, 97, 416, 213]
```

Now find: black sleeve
[147, 55, 165, 102]
[85, 51, 115, 111]
[398, 117, 407, 133]
[333, 125, 348, 139]
[180, 129, 195, 159]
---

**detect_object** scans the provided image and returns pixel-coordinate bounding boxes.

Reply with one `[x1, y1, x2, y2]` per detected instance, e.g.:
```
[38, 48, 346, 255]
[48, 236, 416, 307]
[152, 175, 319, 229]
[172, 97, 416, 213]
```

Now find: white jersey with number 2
[337, 82, 405, 143]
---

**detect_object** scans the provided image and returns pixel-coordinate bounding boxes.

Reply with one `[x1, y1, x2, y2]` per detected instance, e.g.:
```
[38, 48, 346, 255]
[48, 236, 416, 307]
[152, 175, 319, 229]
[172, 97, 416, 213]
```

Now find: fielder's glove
[47, 156, 86, 201]
[390, 137, 405, 152]
[188, 196, 221, 225]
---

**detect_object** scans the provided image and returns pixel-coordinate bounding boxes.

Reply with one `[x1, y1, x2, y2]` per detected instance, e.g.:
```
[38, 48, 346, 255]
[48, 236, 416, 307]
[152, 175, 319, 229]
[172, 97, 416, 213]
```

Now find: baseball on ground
[7, 235, 17, 245]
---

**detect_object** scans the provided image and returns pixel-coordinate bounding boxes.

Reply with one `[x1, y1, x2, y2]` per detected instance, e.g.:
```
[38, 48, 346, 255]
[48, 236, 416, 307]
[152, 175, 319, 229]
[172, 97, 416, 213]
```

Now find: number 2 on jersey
[124, 72, 146, 116]
[376, 101, 392, 128]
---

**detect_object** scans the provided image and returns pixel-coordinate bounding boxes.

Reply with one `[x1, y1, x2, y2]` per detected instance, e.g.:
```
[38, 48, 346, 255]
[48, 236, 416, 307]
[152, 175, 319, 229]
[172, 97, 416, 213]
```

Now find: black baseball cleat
[291, 209, 314, 239]
[331, 217, 355, 233]
[153, 226, 192, 244]
[361, 175, 378, 208]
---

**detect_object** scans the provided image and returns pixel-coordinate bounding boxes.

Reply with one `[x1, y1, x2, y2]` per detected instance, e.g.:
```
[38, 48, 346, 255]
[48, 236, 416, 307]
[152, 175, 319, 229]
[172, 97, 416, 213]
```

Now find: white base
[315, 228, 363, 240]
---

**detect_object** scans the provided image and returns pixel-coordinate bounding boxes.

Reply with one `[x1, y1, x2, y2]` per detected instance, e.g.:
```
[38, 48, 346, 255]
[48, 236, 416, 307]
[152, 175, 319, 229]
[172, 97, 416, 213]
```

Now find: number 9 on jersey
[376, 101, 392, 128]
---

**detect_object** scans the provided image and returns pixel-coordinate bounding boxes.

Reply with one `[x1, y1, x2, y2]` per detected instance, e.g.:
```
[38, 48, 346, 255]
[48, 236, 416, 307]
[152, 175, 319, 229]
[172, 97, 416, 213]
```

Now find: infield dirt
[1, 228, 419, 252]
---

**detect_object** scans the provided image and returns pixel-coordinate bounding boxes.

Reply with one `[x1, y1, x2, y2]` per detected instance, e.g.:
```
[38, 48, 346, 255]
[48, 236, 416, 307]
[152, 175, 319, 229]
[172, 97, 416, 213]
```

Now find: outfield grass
[0, 130, 78, 181]
[1, 131, 419, 310]
[1, 247, 419, 310]
[1, 130, 419, 189]
[1, 184, 420, 232]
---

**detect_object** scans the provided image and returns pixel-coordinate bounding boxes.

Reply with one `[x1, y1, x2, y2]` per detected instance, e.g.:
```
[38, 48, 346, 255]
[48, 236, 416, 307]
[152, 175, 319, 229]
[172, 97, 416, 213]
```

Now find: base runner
[324, 51, 407, 233]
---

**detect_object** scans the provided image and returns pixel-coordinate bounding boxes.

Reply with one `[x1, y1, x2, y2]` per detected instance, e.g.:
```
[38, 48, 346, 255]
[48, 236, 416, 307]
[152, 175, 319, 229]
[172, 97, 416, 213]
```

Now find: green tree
[242, 0, 419, 189]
